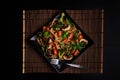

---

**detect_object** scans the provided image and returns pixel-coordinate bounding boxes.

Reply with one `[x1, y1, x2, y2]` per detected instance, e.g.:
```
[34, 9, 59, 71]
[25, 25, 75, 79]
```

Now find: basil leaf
[73, 30, 79, 40]
[62, 31, 69, 38]
[77, 46, 82, 50]
[80, 42, 86, 48]
[74, 29, 79, 34]
[73, 46, 77, 50]
[66, 18, 72, 25]
[41, 46, 45, 52]
[42, 31, 50, 37]
[52, 24, 63, 28]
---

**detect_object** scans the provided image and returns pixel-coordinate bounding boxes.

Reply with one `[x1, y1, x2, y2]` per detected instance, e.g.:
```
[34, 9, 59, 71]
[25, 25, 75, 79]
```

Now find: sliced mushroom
[80, 38, 88, 44]
[62, 25, 71, 31]
[63, 55, 73, 60]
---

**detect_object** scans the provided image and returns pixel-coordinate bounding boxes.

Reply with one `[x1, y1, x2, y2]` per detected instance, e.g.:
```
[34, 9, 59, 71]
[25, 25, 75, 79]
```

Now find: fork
[50, 59, 87, 69]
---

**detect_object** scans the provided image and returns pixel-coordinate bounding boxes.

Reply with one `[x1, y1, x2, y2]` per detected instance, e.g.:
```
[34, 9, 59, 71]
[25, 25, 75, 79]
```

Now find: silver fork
[50, 59, 87, 69]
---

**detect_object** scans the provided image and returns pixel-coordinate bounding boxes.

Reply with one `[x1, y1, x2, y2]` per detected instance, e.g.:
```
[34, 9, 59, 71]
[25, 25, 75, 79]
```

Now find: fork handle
[66, 63, 86, 69]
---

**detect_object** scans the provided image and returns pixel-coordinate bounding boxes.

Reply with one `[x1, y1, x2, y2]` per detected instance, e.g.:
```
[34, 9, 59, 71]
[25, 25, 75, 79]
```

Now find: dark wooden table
[22, 10, 104, 73]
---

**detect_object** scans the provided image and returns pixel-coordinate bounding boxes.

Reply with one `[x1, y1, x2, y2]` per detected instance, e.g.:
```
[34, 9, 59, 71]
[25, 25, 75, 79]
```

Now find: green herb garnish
[62, 31, 69, 38]
[41, 46, 45, 52]
[42, 31, 50, 37]
[66, 18, 72, 25]
[58, 12, 65, 24]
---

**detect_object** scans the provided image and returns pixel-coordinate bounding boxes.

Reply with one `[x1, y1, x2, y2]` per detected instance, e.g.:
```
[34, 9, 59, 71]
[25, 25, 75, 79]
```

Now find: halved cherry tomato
[78, 34, 83, 40]
[43, 26, 49, 31]
[73, 49, 79, 56]
[68, 32, 74, 39]
[70, 50, 75, 54]
[62, 38, 68, 44]
[57, 30, 62, 37]
[53, 49, 58, 55]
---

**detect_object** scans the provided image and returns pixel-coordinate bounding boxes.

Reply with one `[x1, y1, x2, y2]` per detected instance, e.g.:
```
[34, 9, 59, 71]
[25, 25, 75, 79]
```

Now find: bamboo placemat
[22, 9, 104, 73]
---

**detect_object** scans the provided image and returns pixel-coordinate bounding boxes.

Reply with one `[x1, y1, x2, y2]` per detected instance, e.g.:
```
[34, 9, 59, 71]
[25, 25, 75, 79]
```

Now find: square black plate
[28, 10, 94, 73]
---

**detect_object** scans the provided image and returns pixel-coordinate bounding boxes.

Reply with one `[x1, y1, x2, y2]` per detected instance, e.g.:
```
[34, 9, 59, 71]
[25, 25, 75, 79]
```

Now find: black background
[13, 0, 120, 80]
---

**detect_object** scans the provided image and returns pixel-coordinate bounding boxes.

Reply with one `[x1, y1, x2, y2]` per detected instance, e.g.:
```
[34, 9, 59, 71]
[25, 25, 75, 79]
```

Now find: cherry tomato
[57, 30, 62, 37]
[70, 50, 75, 54]
[78, 34, 83, 40]
[68, 32, 74, 39]
[43, 26, 49, 31]
[53, 49, 58, 55]
[73, 49, 79, 56]
[62, 38, 68, 44]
